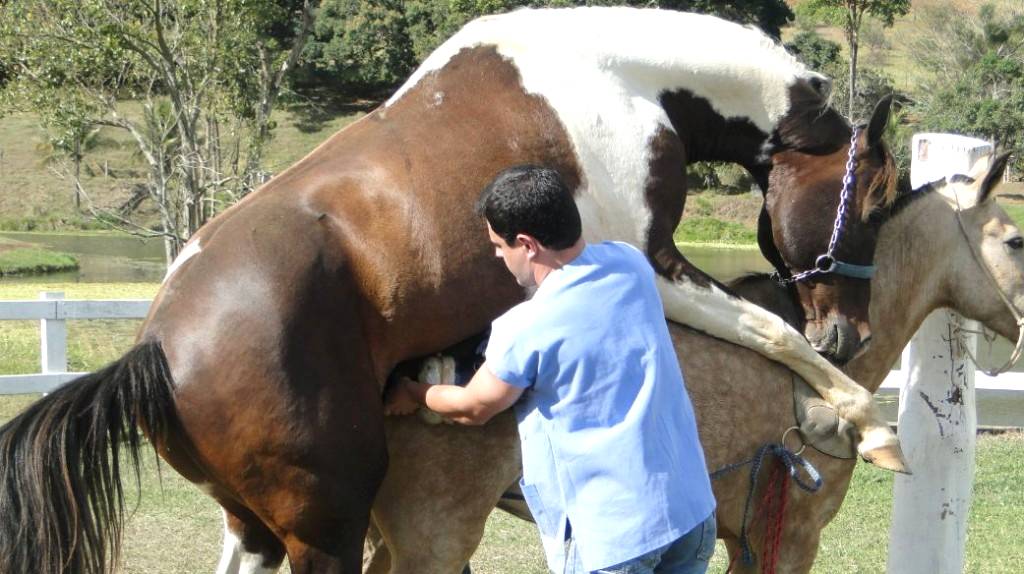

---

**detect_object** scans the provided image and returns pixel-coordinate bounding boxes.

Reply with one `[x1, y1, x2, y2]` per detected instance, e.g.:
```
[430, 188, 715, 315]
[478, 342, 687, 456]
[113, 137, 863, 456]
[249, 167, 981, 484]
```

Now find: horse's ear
[866, 95, 893, 148]
[977, 152, 1011, 205]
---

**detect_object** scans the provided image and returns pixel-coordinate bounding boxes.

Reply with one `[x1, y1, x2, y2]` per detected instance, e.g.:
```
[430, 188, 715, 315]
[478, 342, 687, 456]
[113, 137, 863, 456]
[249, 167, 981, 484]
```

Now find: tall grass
[0, 247, 78, 276]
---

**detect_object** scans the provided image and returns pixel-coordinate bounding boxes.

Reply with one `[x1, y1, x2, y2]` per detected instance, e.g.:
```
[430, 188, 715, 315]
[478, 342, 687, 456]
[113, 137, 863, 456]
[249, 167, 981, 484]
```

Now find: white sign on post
[886, 134, 992, 574]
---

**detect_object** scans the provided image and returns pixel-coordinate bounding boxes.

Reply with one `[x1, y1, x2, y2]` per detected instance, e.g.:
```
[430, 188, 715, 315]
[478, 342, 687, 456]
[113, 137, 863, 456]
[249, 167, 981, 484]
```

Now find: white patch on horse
[216, 510, 277, 574]
[163, 239, 202, 283]
[386, 7, 807, 246]
[655, 277, 786, 347]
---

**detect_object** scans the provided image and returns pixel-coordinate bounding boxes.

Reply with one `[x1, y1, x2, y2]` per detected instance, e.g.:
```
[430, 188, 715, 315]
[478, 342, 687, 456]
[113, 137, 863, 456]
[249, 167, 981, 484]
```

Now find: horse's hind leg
[164, 353, 387, 574]
[217, 507, 285, 574]
[269, 391, 388, 574]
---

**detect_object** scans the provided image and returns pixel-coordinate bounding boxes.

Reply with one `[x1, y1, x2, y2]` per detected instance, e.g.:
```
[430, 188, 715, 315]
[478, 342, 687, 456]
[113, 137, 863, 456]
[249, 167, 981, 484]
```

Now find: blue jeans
[563, 512, 716, 574]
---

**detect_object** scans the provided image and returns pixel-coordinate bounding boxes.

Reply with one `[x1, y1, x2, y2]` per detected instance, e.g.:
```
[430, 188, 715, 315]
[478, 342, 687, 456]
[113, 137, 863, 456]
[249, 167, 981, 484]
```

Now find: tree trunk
[240, 0, 318, 196]
[847, 23, 859, 120]
[72, 138, 82, 212]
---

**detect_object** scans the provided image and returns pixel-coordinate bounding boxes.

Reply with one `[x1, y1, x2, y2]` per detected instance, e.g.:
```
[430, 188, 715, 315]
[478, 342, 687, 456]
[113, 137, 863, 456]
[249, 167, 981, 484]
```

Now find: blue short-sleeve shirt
[486, 241, 716, 572]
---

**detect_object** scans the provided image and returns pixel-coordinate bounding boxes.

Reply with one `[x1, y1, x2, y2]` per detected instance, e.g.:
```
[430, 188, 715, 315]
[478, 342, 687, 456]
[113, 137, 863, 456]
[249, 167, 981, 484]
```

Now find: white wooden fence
[0, 291, 150, 394]
[3, 293, 1022, 421]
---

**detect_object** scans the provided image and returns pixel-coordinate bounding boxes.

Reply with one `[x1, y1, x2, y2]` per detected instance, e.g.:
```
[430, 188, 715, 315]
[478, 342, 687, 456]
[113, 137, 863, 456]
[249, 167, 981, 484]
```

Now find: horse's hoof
[860, 442, 912, 475]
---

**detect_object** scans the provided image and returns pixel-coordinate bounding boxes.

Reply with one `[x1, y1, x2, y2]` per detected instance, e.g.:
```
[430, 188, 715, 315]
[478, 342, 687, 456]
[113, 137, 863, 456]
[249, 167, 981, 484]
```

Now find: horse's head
[762, 91, 898, 365]
[927, 154, 1024, 344]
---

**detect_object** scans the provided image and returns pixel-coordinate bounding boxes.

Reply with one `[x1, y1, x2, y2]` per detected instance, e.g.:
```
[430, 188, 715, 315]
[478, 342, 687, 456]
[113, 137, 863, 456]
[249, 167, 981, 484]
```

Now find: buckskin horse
[357, 156, 1022, 574]
[0, 7, 901, 574]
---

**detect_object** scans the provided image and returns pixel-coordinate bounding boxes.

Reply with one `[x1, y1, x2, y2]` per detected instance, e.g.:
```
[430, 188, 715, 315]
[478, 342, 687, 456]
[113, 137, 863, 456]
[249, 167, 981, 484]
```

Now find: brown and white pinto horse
[359, 155, 1022, 574]
[0, 7, 899, 574]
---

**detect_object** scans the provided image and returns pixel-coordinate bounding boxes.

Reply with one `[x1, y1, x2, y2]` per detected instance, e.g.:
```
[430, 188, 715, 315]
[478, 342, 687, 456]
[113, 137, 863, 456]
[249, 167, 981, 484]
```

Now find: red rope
[755, 462, 791, 574]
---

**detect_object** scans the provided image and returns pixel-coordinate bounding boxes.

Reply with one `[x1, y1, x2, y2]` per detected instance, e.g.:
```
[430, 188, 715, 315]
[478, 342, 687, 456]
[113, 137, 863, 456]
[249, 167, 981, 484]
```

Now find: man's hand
[384, 377, 421, 416]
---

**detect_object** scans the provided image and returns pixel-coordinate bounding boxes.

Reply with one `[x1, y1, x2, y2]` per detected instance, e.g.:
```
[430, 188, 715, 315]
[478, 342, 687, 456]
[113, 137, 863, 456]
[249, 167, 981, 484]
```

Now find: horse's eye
[1005, 237, 1024, 250]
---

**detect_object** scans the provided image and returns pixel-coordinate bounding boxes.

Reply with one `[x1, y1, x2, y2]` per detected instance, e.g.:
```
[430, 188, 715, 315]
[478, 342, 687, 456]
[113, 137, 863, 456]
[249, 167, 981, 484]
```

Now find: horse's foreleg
[653, 274, 906, 472]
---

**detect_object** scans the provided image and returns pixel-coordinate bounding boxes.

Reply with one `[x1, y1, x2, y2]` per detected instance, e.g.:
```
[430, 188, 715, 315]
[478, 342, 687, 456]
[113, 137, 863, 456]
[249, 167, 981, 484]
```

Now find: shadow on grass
[284, 89, 384, 134]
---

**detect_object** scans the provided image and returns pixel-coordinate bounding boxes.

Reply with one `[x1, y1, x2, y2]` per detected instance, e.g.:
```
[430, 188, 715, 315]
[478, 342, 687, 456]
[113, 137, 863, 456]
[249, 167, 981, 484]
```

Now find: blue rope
[710, 443, 823, 566]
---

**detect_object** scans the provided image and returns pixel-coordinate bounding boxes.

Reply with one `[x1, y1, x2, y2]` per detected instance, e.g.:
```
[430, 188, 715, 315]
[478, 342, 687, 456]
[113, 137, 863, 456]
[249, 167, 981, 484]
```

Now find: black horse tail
[0, 340, 178, 574]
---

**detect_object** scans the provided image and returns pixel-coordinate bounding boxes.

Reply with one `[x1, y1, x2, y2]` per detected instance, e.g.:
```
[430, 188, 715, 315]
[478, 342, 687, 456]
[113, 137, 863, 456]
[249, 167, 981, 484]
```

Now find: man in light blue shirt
[386, 165, 716, 573]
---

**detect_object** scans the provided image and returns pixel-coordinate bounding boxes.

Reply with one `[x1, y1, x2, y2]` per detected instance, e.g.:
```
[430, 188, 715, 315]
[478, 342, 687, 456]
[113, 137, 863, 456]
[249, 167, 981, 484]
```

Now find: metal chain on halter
[776, 126, 863, 284]
[949, 190, 1024, 376]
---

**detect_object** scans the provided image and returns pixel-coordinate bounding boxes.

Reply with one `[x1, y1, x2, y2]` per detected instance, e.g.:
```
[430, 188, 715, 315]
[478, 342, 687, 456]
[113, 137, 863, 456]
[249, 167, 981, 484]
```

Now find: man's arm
[384, 361, 524, 425]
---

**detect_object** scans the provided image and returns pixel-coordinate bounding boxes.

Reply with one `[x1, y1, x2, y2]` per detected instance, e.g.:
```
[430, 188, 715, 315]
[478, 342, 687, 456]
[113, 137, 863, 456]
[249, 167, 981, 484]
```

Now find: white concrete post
[887, 310, 978, 573]
[39, 291, 67, 374]
[886, 134, 992, 574]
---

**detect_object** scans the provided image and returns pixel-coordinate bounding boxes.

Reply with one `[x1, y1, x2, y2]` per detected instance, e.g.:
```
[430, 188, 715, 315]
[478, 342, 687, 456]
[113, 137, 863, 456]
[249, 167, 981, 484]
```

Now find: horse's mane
[861, 137, 901, 221]
[772, 84, 848, 154]
[888, 179, 940, 219]
[774, 81, 901, 221]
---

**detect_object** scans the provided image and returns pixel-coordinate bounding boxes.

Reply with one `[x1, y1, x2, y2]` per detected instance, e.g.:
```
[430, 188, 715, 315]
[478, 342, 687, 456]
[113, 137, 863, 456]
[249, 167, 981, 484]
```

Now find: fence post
[887, 310, 977, 573]
[886, 134, 991, 574]
[39, 291, 67, 374]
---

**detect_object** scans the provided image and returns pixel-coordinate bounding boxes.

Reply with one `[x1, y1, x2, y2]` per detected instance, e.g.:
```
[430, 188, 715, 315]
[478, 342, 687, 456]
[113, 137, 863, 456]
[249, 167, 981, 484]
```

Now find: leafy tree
[658, 0, 792, 39]
[786, 29, 898, 139]
[786, 30, 842, 71]
[0, 58, 9, 91]
[0, 0, 319, 260]
[300, 0, 794, 96]
[917, 53, 1024, 175]
[912, 3, 1024, 177]
[911, 3, 1024, 86]
[301, 0, 414, 91]
[796, 0, 909, 120]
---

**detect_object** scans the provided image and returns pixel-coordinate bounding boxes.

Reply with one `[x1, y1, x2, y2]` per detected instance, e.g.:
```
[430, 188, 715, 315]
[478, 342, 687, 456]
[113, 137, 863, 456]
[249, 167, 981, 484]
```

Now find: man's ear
[517, 234, 540, 258]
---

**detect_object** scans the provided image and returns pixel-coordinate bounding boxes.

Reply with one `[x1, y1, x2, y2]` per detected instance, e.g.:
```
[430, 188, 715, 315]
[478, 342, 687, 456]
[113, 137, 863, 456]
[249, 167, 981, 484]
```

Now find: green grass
[0, 283, 159, 375]
[1, 395, 1020, 573]
[998, 201, 1024, 230]
[0, 247, 78, 276]
[674, 217, 758, 246]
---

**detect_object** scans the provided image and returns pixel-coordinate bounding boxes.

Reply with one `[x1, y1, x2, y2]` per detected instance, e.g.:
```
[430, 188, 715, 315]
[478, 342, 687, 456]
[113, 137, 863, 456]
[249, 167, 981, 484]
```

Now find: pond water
[0, 232, 773, 285]
[0, 231, 166, 283]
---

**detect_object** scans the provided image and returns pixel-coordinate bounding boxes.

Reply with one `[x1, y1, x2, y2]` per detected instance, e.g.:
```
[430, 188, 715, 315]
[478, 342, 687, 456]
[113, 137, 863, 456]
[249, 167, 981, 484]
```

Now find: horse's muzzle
[807, 318, 867, 365]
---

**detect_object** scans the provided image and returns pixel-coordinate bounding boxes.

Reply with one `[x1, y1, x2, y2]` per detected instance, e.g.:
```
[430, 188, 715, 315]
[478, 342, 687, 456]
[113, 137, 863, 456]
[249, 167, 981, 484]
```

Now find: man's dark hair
[475, 165, 582, 250]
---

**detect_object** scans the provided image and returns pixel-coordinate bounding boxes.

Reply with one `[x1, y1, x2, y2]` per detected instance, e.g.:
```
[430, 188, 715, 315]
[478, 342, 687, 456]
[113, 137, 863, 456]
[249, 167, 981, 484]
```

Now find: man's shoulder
[587, 241, 654, 280]
[494, 298, 533, 329]
[592, 240, 642, 256]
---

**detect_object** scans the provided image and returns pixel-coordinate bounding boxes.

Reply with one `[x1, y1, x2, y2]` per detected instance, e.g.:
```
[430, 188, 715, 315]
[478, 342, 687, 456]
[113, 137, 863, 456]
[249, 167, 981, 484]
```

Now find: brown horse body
[0, 8, 901, 574]
[359, 158, 1023, 574]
